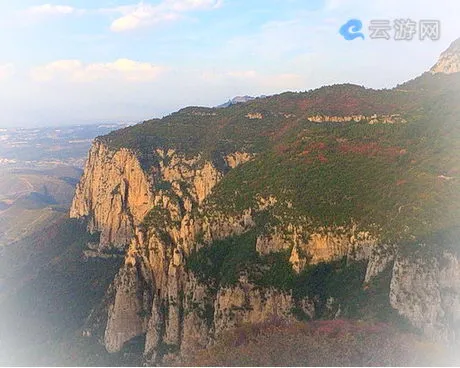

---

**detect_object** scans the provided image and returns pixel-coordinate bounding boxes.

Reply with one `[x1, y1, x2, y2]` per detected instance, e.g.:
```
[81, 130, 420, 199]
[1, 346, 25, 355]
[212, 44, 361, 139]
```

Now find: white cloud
[110, 0, 222, 32]
[18, 4, 85, 25]
[0, 64, 14, 80]
[166, 0, 223, 12]
[110, 4, 180, 32]
[25, 4, 77, 16]
[30, 59, 166, 83]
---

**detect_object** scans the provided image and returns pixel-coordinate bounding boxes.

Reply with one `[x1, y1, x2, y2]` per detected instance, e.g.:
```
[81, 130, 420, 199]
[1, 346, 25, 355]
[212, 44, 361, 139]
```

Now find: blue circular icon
[339, 19, 365, 40]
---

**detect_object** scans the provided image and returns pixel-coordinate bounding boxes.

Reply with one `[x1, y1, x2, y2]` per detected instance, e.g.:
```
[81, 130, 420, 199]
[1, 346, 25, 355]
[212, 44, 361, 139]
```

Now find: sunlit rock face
[431, 38, 460, 74]
[70, 141, 155, 248]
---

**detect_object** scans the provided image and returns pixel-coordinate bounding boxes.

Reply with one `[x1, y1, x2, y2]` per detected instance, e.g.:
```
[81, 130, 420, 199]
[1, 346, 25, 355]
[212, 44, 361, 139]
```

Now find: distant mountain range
[217, 95, 267, 108]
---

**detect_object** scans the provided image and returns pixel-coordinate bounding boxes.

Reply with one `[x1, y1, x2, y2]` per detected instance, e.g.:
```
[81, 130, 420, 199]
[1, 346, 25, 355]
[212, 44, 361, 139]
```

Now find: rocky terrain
[431, 38, 460, 75]
[64, 40, 460, 365]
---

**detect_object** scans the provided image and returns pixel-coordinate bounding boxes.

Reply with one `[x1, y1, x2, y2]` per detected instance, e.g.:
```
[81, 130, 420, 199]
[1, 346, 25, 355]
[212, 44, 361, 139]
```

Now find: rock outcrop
[307, 114, 407, 124]
[431, 38, 460, 75]
[389, 250, 460, 344]
[105, 259, 153, 353]
[255, 224, 376, 273]
[70, 141, 155, 248]
[363, 242, 460, 347]
[213, 276, 295, 336]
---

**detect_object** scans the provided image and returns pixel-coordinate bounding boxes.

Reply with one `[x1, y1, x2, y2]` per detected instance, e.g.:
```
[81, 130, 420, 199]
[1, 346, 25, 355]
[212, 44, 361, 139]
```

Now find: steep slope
[0, 219, 123, 366]
[431, 38, 460, 74]
[70, 53, 460, 363]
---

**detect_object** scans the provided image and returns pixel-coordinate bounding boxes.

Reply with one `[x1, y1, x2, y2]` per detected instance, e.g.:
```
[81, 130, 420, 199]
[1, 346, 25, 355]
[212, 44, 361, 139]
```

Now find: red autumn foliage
[275, 144, 290, 154]
[339, 142, 405, 159]
[272, 122, 295, 140]
[310, 141, 327, 150]
[295, 86, 403, 116]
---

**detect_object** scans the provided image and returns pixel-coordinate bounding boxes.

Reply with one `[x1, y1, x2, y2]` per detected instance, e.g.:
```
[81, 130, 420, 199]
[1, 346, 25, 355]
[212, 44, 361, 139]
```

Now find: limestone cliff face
[307, 114, 407, 124]
[105, 259, 153, 353]
[69, 143, 236, 248]
[70, 141, 155, 247]
[73, 139, 458, 363]
[364, 244, 460, 346]
[431, 38, 460, 75]
[256, 223, 376, 273]
[389, 250, 460, 344]
[213, 276, 296, 336]
[72, 141, 268, 360]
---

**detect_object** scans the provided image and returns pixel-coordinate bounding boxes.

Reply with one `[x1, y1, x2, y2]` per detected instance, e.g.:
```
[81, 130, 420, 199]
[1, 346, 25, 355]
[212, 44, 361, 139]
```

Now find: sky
[0, 0, 459, 127]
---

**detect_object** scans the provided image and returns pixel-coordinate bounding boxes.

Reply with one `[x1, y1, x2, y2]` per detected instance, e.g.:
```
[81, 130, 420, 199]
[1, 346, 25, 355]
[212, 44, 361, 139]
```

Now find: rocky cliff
[70, 141, 154, 248]
[71, 140, 375, 361]
[72, 142, 289, 360]
[390, 249, 460, 342]
[72, 141, 459, 363]
[431, 38, 460, 74]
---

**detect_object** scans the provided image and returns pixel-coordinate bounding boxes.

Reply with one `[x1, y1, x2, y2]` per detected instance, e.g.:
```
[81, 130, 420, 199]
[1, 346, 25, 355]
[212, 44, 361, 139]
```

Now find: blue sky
[0, 0, 459, 127]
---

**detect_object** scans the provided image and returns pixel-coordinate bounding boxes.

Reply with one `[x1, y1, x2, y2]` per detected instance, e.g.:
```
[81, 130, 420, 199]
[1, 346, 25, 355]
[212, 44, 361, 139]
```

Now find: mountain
[217, 95, 260, 108]
[66, 40, 460, 364]
[431, 37, 460, 74]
